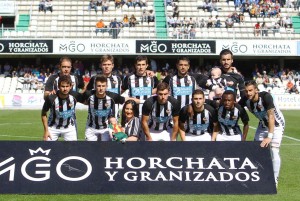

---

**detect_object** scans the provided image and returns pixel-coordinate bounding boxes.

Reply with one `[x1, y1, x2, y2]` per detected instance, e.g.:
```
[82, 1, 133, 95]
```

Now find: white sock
[271, 147, 281, 184]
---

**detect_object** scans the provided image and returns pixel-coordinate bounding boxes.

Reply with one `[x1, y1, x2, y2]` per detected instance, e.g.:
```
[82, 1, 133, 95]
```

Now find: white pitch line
[247, 125, 300, 142]
[0, 123, 33, 126]
[0, 134, 40, 139]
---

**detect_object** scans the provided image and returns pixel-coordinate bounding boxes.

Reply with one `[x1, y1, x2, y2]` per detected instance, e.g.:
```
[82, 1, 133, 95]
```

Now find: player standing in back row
[163, 56, 197, 108]
[239, 80, 285, 187]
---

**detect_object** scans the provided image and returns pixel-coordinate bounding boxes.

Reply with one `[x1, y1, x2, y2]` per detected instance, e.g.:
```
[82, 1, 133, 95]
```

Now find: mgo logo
[0, 147, 92, 182]
[222, 42, 248, 54]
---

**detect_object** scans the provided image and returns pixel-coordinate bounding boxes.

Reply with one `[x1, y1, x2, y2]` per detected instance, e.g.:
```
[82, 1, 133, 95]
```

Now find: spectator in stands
[110, 18, 120, 39]
[207, 16, 214, 28]
[225, 15, 234, 28]
[141, 9, 149, 24]
[95, 19, 106, 34]
[198, 18, 206, 28]
[129, 14, 137, 27]
[97, 0, 102, 6]
[134, 0, 143, 8]
[88, 0, 98, 13]
[188, 17, 196, 27]
[167, 15, 175, 27]
[199, 0, 212, 12]
[38, 0, 45, 12]
[189, 26, 196, 39]
[284, 16, 293, 28]
[115, 0, 122, 9]
[239, 12, 245, 23]
[127, 0, 133, 7]
[166, 0, 173, 6]
[3, 62, 11, 77]
[254, 22, 261, 36]
[215, 15, 222, 28]
[148, 10, 155, 23]
[102, 0, 109, 13]
[286, 80, 295, 93]
[173, 4, 179, 18]
[249, 4, 258, 18]
[122, 15, 130, 27]
[44, 0, 53, 13]
[261, 22, 268, 36]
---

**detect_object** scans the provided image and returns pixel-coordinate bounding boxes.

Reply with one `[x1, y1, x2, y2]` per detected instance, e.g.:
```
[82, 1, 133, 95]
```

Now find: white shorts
[149, 129, 172, 141]
[254, 125, 284, 148]
[48, 124, 77, 141]
[85, 126, 111, 141]
[216, 134, 241, 141]
[185, 133, 212, 141]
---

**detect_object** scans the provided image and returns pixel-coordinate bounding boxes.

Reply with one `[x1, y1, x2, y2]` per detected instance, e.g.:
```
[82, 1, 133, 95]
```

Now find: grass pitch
[0, 110, 299, 201]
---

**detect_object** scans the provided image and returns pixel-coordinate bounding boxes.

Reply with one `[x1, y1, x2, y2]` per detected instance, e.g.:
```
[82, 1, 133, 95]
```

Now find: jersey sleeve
[170, 97, 180, 116]
[107, 91, 126, 104]
[193, 73, 209, 89]
[238, 96, 247, 108]
[153, 76, 159, 88]
[237, 103, 249, 124]
[262, 92, 275, 110]
[121, 74, 130, 91]
[86, 76, 96, 90]
[42, 95, 54, 113]
[206, 104, 218, 123]
[142, 98, 153, 116]
[179, 106, 189, 123]
[44, 75, 56, 91]
[76, 75, 84, 89]
[162, 74, 171, 85]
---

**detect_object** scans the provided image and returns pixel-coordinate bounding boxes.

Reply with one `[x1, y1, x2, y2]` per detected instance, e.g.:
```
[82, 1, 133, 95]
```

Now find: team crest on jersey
[258, 104, 263, 109]
[187, 80, 191, 84]
[232, 116, 237, 120]
[105, 103, 110, 108]
[69, 103, 73, 108]
[203, 117, 207, 121]
[113, 80, 117, 84]
[166, 109, 171, 115]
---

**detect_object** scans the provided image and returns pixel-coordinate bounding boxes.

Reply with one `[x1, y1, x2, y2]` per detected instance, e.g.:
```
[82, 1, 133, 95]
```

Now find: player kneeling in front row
[213, 90, 249, 141]
[179, 89, 219, 141]
[142, 82, 180, 141]
[41, 75, 85, 141]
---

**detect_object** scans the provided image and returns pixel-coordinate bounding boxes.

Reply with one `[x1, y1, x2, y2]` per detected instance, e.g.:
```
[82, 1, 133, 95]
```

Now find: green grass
[0, 110, 299, 200]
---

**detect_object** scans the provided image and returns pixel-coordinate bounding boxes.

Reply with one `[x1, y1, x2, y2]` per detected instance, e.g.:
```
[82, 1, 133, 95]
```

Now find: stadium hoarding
[53, 39, 136, 55]
[136, 40, 216, 55]
[0, 141, 276, 194]
[216, 40, 297, 56]
[0, 40, 53, 54]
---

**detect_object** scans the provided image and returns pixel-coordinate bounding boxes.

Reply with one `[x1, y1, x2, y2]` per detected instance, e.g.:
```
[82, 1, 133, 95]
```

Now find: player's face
[245, 85, 258, 101]
[101, 60, 114, 76]
[220, 54, 233, 70]
[95, 81, 107, 96]
[135, 60, 148, 76]
[59, 81, 71, 95]
[222, 94, 235, 110]
[176, 60, 190, 76]
[124, 103, 134, 120]
[60, 60, 72, 76]
[192, 94, 205, 109]
[157, 89, 169, 104]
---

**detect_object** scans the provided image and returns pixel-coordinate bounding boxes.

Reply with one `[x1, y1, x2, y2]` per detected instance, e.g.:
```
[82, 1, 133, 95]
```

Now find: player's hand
[43, 131, 52, 141]
[49, 90, 56, 95]
[146, 136, 153, 141]
[260, 137, 272, 148]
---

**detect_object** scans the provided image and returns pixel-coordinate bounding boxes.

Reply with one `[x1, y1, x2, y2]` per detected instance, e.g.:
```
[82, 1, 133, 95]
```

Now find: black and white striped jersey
[218, 103, 249, 136]
[239, 91, 285, 128]
[44, 73, 83, 92]
[206, 77, 228, 91]
[142, 96, 180, 131]
[42, 92, 78, 129]
[179, 104, 217, 135]
[122, 73, 158, 115]
[86, 75, 122, 94]
[85, 91, 125, 129]
[124, 117, 141, 138]
[163, 74, 197, 108]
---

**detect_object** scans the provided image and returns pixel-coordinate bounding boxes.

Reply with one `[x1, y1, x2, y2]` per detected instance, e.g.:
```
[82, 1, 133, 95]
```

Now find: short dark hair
[135, 55, 148, 65]
[219, 49, 233, 59]
[59, 56, 72, 66]
[157, 82, 170, 92]
[176, 56, 190, 65]
[121, 100, 139, 127]
[58, 75, 72, 86]
[192, 89, 204, 99]
[245, 80, 258, 89]
[222, 90, 236, 100]
[95, 75, 107, 84]
[101, 55, 114, 64]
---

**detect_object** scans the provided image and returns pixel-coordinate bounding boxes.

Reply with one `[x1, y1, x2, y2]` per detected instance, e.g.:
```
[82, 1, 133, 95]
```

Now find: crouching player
[239, 80, 285, 187]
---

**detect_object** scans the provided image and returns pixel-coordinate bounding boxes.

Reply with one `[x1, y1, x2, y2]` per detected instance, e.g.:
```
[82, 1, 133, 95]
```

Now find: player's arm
[242, 121, 249, 141]
[43, 76, 56, 100]
[260, 108, 275, 147]
[120, 75, 129, 95]
[151, 76, 159, 95]
[141, 115, 152, 141]
[211, 122, 219, 141]
[238, 104, 249, 141]
[41, 98, 51, 141]
[171, 116, 179, 141]
[178, 121, 186, 141]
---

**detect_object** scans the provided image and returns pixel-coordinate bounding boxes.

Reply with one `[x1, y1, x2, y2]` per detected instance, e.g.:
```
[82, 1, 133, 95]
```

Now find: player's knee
[271, 146, 280, 160]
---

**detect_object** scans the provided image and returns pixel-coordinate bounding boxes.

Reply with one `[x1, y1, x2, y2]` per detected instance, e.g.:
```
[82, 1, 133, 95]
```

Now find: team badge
[105, 103, 110, 107]
[187, 80, 191, 84]
[258, 104, 263, 109]
[232, 116, 237, 120]
[69, 103, 73, 108]
[113, 81, 117, 84]
[166, 109, 171, 115]
[203, 117, 207, 121]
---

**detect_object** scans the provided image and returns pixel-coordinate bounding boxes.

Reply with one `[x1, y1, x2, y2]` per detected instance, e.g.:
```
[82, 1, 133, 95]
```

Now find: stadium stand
[1, 0, 300, 39]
